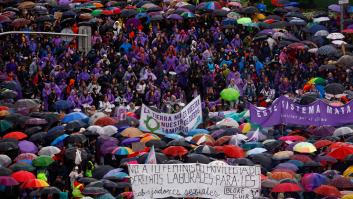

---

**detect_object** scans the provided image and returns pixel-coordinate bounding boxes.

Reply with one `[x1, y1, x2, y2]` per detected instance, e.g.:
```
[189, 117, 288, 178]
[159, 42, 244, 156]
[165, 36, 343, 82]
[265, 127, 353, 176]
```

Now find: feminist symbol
[144, 116, 160, 133]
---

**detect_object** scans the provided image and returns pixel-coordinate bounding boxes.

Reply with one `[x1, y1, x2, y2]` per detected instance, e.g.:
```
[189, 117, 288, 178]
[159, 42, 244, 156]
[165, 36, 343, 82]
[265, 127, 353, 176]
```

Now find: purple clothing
[77, 71, 90, 82]
[6, 62, 17, 73]
[164, 56, 178, 71]
[79, 95, 93, 106]
[67, 94, 80, 109]
[145, 90, 160, 106]
[230, 38, 242, 49]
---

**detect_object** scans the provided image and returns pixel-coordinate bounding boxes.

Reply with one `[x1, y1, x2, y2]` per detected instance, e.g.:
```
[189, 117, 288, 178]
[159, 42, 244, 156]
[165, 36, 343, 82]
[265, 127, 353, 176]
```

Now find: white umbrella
[333, 127, 353, 137]
[246, 147, 267, 156]
[229, 134, 248, 145]
[216, 118, 239, 128]
[101, 125, 118, 136]
[332, 40, 347, 46]
[209, 160, 228, 166]
[327, 32, 345, 40]
[89, 112, 107, 124]
[87, 125, 104, 135]
[314, 30, 329, 37]
[38, 146, 61, 156]
[308, 48, 318, 53]
[313, 17, 330, 23]
[0, 155, 11, 167]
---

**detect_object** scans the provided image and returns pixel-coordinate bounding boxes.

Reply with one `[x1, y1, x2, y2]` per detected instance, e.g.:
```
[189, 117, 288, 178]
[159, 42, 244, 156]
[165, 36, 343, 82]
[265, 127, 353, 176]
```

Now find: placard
[128, 164, 261, 199]
[250, 96, 353, 127]
[139, 96, 202, 134]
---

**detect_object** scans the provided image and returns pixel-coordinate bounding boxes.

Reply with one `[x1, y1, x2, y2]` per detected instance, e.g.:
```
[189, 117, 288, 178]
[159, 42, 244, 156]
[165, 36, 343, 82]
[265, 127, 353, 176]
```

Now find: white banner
[139, 96, 202, 134]
[128, 164, 261, 199]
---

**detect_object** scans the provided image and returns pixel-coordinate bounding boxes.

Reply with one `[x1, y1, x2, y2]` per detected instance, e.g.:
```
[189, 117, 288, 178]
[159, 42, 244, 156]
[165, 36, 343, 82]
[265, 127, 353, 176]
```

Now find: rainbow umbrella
[308, 77, 326, 85]
[111, 147, 133, 156]
[239, 123, 251, 133]
[140, 133, 160, 143]
[21, 179, 49, 189]
[293, 142, 317, 153]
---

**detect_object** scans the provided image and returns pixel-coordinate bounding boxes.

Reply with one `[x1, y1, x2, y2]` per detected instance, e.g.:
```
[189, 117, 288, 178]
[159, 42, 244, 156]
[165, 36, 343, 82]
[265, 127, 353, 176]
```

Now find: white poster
[139, 96, 202, 134]
[128, 164, 261, 199]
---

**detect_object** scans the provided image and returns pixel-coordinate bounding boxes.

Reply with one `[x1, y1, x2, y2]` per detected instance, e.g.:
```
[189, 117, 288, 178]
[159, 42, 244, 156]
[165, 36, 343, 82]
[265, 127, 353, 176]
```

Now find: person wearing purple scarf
[51, 82, 62, 100]
[42, 83, 51, 111]
[105, 88, 115, 104]
[79, 90, 93, 107]
[6, 58, 17, 73]
[77, 67, 90, 82]
[230, 34, 242, 49]
[160, 75, 171, 92]
[67, 90, 80, 109]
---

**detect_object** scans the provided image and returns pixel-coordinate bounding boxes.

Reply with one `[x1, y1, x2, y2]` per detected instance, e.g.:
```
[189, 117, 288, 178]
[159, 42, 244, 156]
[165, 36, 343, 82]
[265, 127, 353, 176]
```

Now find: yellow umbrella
[343, 166, 353, 178]
[121, 127, 144, 138]
[342, 194, 353, 199]
[255, 13, 266, 21]
[293, 142, 317, 153]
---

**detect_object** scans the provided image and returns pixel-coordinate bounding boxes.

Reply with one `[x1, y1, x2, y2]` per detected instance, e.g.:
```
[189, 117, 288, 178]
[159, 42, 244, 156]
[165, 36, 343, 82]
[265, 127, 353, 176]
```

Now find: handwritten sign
[139, 96, 202, 134]
[128, 164, 261, 199]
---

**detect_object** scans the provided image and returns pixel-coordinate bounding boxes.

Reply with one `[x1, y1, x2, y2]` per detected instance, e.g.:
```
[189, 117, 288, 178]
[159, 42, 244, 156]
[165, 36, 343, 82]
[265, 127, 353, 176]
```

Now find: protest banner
[139, 96, 202, 134]
[128, 163, 261, 199]
[250, 96, 353, 127]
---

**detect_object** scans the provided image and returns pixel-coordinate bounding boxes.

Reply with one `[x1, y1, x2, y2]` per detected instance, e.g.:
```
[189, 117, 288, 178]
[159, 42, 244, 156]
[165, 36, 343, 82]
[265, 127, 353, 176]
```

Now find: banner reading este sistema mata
[139, 96, 202, 134]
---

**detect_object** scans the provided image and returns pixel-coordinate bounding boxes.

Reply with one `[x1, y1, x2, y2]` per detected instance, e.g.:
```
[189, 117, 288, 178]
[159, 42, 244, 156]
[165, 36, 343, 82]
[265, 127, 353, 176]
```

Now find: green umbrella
[91, 9, 103, 17]
[32, 155, 54, 167]
[10, 163, 35, 172]
[220, 88, 240, 101]
[0, 120, 12, 133]
[237, 17, 252, 25]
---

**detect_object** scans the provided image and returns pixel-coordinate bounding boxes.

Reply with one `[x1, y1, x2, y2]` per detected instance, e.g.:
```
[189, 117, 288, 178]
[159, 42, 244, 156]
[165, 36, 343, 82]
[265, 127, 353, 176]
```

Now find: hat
[74, 166, 79, 170]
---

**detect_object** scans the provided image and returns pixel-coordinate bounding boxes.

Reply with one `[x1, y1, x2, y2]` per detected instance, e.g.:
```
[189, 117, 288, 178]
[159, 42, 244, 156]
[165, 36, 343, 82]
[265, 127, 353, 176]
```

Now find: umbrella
[314, 17, 331, 23]
[325, 83, 345, 95]
[334, 127, 353, 137]
[0, 154, 11, 167]
[38, 146, 61, 156]
[0, 176, 18, 186]
[194, 145, 216, 155]
[221, 145, 245, 158]
[167, 14, 182, 20]
[329, 176, 353, 189]
[314, 185, 341, 197]
[262, 179, 279, 188]
[0, 167, 12, 176]
[328, 146, 353, 160]
[10, 163, 35, 172]
[82, 187, 108, 195]
[314, 140, 333, 149]
[0, 120, 13, 133]
[186, 153, 210, 164]
[328, 4, 341, 12]
[11, 18, 31, 28]
[236, 17, 252, 25]
[62, 112, 88, 123]
[293, 142, 317, 153]
[167, 139, 191, 148]
[94, 117, 117, 126]
[272, 183, 302, 192]
[53, 100, 72, 111]
[301, 173, 329, 191]
[111, 147, 133, 156]
[3, 131, 27, 140]
[120, 128, 143, 137]
[25, 118, 47, 125]
[103, 169, 128, 180]
[162, 146, 188, 157]
[337, 55, 353, 68]
[11, 170, 35, 183]
[145, 140, 166, 148]
[327, 33, 345, 40]
[18, 1, 36, 10]
[319, 64, 336, 71]
[273, 151, 294, 160]
[120, 9, 137, 18]
[0, 15, 11, 24]
[270, 172, 294, 180]
[18, 140, 38, 153]
[137, 152, 168, 164]
[121, 137, 141, 146]
[50, 134, 69, 146]
[32, 155, 54, 167]
[317, 45, 339, 57]
[40, 186, 61, 196]
[21, 179, 49, 189]
[65, 147, 88, 162]
[93, 165, 114, 179]
[275, 163, 298, 171]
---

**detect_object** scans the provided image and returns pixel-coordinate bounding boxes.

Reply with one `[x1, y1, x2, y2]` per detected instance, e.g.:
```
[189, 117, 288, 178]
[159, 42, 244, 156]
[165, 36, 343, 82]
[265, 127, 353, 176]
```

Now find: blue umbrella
[62, 112, 88, 123]
[54, 100, 72, 111]
[135, 12, 148, 19]
[286, 159, 304, 167]
[48, 126, 65, 134]
[187, 129, 210, 136]
[50, 134, 69, 146]
[257, 3, 266, 12]
[309, 24, 328, 33]
[164, 134, 184, 140]
[121, 137, 140, 146]
[275, 162, 299, 171]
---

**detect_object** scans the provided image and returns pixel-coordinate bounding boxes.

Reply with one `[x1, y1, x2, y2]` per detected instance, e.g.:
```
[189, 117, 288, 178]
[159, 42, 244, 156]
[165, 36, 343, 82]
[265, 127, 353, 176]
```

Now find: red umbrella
[314, 140, 333, 149]
[343, 29, 353, 33]
[222, 145, 245, 158]
[314, 185, 341, 197]
[327, 146, 353, 160]
[11, 18, 31, 28]
[94, 117, 118, 126]
[287, 42, 307, 50]
[11, 170, 35, 183]
[21, 179, 49, 189]
[0, 15, 11, 23]
[290, 154, 313, 163]
[162, 146, 188, 157]
[215, 136, 231, 146]
[279, 135, 306, 142]
[3, 131, 27, 140]
[272, 183, 302, 192]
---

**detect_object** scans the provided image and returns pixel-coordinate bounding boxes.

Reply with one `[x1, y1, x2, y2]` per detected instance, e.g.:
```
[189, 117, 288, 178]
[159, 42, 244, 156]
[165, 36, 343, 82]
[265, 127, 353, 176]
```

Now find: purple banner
[250, 96, 353, 127]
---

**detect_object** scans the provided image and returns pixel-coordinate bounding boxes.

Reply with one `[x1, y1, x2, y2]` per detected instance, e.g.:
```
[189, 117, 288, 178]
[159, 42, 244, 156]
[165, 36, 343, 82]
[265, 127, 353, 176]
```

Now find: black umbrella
[227, 158, 254, 166]
[116, 182, 131, 189]
[25, 126, 42, 136]
[213, 9, 228, 17]
[35, 15, 55, 23]
[45, 130, 65, 143]
[87, 179, 118, 189]
[0, 141, 18, 153]
[120, 9, 137, 18]
[263, 140, 283, 151]
[65, 147, 88, 162]
[137, 152, 168, 164]
[313, 11, 328, 18]
[92, 165, 114, 179]
[61, 18, 75, 27]
[0, 167, 12, 176]
[164, 160, 184, 164]
[325, 83, 345, 95]
[194, 145, 216, 155]
[53, 4, 71, 11]
[62, 10, 76, 19]
[336, 55, 353, 68]
[299, 93, 319, 105]
[29, 132, 47, 143]
[186, 153, 210, 164]
[32, 6, 48, 15]
[145, 140, 167, 148]
[249, 153, 273, 170]
[150, 14, 164, 22]
[40, 186, 61, 196]
[273, 7, 288, 14]
[67, 134, 87, 144]
[167, 139, 191, 148]
[82, 187, 108, 196]
[253, 35, 268, 41]
[241, 6, 258, 14]
[319, 64, 336, 71]
[78, 177, 98, 185]
[285, 12, 307, 20]
[65, 120, 88, 132]
[4, 7, 19, 13]
[317, 45, 339, 57]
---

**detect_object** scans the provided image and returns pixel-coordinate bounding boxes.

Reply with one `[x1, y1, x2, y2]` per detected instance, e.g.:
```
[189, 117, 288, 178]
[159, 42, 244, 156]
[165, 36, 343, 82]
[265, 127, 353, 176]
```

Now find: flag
[145, 145, 157, 164]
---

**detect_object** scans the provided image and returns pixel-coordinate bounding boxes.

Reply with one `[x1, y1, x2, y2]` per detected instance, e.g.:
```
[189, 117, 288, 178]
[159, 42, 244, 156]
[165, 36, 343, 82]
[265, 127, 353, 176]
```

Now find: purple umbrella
[59, 0, 71, 5]
[275, 163, 299, 171]
[285, 142, 299, 151]
[258, 29, 275, 35]
[328, 4, 340, 12]
[18, 140, 38, 153]
[348, 24, 353, 29]
[167, 14, 183, 20]
[211, 129, 225, 139]
[0, 176, 19, 186]
[121, 137, 140, 146]
[311, 126, 335, 137]
[125, 18, 140, 28]
[25, 118, 48, 125]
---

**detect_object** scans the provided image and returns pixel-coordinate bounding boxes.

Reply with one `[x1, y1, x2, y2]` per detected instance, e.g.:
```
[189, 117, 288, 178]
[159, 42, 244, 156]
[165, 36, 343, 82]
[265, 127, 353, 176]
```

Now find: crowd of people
[0, 0, 353, 198]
